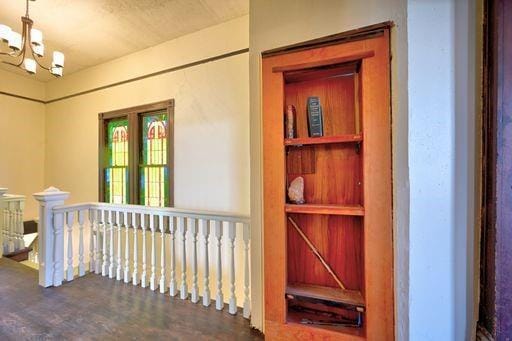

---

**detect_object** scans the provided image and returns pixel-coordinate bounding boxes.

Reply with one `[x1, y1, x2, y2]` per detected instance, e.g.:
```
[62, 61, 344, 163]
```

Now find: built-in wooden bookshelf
[263, 26, 394, 340]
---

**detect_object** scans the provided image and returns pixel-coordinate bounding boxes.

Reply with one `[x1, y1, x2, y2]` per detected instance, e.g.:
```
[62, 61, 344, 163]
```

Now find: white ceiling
[0, 0, 248, 82]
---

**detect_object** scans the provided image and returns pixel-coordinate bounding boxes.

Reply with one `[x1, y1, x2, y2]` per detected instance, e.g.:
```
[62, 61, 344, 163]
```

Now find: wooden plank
[285, 204, 364, 216]
[285, 134, 362, 146]
[273, 51, 374, 73]
[286, 283, 365, 308]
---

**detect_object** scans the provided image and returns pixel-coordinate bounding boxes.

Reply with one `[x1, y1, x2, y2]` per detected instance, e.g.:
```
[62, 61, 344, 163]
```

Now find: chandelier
[0, 0, 64, 76]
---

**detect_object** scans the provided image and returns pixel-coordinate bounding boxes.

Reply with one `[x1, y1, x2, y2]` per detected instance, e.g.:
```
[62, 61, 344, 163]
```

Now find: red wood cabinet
[262, 30, 394, 339]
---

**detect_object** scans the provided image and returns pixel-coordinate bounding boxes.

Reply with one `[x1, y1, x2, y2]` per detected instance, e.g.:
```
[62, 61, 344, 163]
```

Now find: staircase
[0, 188, 34, 262]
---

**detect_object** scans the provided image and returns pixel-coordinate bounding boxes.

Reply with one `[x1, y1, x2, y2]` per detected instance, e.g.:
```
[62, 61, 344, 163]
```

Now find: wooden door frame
[478, 0, 512, 338]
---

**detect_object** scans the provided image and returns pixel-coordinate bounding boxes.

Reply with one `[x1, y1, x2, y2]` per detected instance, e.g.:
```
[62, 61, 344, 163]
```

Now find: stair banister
[33, 187, 252, 319]
[33, 187, 70, 287]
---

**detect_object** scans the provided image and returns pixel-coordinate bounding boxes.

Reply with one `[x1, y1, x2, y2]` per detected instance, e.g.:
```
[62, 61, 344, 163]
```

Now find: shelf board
[285, 204, 364, 216]
[286, 283, 365, 310]
[284, 134, 362, 147]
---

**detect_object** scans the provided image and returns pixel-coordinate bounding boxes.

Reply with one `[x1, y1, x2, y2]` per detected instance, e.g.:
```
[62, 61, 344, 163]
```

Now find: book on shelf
[307, 96, 324, 137]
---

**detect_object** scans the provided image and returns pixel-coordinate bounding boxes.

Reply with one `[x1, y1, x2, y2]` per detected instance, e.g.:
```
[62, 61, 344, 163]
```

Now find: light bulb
[33, 43, 44, 57]
[52, 51, 64, 67]
[30, 28, 43, 46]
[51, 63, 63, 77]
[0, 24, 11, 42]
[8, 31, 21, 50]
[24, 58, 37, 74]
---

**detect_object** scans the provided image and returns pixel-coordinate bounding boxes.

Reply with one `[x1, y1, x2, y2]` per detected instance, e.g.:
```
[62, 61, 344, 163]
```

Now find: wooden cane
[288, 216, 347, 290]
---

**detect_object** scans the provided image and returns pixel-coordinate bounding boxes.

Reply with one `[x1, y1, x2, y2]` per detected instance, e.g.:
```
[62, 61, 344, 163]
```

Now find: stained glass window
[140, 111, 169, 207]
[105, 119, 128, 204]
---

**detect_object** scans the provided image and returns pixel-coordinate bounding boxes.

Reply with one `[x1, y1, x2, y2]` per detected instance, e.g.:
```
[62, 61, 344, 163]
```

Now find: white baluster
[202, 219, 211, 307]
[159, 215, 166, 293]
[228, 222, 237, 315]
[141, 213, 147, 288]
[16, 201, 24, 250]
[53, 212, 65, 286]
[243, 223, 251, 319]
[102, 210, 109, 276]
[109, 211, 116, 279]
[179, 216, 187, 299]
[88, 209, 96, 273]
[2, 206, 7, 254]
[132, 213, 139, 286]
[190, 218, 199, 303]
[169, 216, 177, 296]
[116, 211, 122, 281]
[124, 211, 130, 283]
[78, 210, 85, 277]
[66, 211, 74, 281]
[150, 214, 157, 291]
[214, 220, 223, 310]
[96, 210, 104, 274]
[7, 203, 14, 253]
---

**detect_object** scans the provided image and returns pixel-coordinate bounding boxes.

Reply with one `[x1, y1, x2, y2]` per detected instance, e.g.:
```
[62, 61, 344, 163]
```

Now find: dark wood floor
[0, 258, 262, 340]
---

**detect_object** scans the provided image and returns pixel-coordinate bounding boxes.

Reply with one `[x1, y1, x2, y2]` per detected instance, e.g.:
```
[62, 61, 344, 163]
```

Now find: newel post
[33, 187, 70, 287]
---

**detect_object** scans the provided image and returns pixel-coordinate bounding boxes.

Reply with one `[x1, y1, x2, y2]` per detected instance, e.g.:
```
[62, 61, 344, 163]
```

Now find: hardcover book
[307, 96, 324, 137]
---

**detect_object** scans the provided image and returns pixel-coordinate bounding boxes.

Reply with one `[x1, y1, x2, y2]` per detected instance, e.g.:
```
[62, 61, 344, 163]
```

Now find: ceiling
[0, 0, 248, 82]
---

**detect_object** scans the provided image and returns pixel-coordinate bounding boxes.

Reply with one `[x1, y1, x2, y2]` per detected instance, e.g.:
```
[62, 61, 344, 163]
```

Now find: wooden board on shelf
[287, 283, 365, 309]
[287, 214, 364, 291]
[287, 144, 363, 206]
[285, 204, 364, 216]
[285, 134, 362, 146]
[285, 73, 360, 138]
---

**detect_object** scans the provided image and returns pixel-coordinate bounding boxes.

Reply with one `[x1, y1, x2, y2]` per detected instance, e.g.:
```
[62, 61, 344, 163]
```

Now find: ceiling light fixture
[0, 0, 64, 77]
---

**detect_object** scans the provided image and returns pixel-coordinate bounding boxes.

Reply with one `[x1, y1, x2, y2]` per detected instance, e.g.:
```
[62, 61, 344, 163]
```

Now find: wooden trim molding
[262, 22, 392, 58]
[0, 48, 248, 105]
[479, 0, 512, 338]
[0, 91, 45, 104]
[46, 49, 248, 104]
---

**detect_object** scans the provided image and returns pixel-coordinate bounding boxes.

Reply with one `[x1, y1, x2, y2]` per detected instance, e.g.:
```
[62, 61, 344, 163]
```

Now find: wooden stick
[288, 216, 346, 290]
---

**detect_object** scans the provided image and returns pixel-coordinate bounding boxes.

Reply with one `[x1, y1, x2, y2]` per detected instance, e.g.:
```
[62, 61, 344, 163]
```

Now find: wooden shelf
[286, 283, 365, 310]
[284, 134, 362, 146]
[285, 204, 364, 216]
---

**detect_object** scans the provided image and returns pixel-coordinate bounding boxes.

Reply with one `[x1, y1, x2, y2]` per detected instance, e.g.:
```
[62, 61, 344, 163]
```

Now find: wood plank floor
[0, 258, 262, 340]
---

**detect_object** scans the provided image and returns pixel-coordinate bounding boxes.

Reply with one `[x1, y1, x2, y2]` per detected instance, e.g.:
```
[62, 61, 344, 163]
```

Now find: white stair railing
[0, 187, 26, 257]
[33, 187, 251, 318]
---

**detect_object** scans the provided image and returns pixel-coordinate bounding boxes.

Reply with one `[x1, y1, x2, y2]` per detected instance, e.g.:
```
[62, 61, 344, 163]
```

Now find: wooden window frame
[98, 99, 174, 207]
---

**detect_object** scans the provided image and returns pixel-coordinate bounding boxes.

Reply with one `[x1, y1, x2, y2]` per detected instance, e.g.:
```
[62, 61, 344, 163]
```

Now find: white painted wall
[251, 0, 480, 339]
[408, 0, 479, 339]
[0, 70, 45, 219]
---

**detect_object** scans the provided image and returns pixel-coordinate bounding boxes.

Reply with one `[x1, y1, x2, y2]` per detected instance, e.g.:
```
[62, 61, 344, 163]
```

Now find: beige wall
[0, 70, 45, 219]
[44, 16, 249, 215]
[249, 0, 408, 335]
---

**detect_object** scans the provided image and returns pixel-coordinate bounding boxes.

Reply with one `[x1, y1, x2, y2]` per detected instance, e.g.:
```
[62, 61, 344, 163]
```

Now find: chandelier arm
[30, 49, 50, 71]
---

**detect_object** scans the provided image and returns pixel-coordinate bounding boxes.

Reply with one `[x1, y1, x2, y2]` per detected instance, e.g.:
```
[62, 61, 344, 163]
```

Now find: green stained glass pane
[105, 118, 128, 204]
[140, 111, 169, 207]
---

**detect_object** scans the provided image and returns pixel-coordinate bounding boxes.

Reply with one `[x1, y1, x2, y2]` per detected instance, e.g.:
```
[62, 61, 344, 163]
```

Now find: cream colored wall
[0, 70, 45, 219]
[45, 16, 248, 101]
[45, 17, 249, 215]
[249, 0, 408, 335]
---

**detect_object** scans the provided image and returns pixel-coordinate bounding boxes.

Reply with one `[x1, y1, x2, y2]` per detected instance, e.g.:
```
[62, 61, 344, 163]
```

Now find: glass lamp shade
[0, 24, 11, 42]
[51, 63, 63, 77]
[24, 58, 37, 74]
[30, 28, 43, 46]
[8, 31, 21, 50]
[33, 43, 44, 57]
[52, 51, 64, 67]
